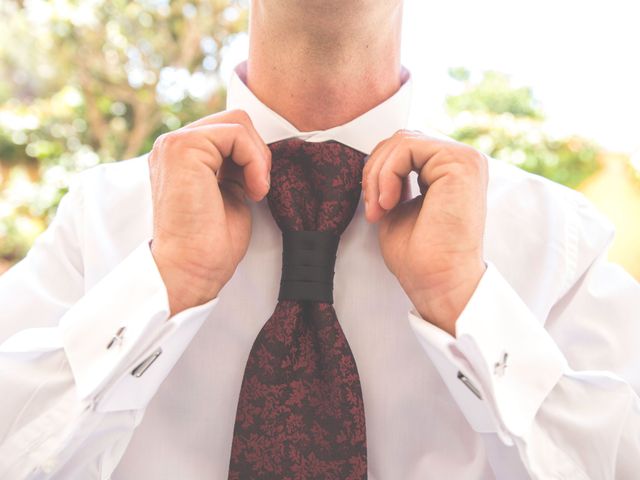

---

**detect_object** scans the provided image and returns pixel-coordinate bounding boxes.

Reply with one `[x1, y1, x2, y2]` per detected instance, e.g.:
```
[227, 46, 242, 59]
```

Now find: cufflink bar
[493, 352, 508, 377]
[106, 326, 126, 350]
[457, 371, 482, 400]
[131, 348, 163, 378]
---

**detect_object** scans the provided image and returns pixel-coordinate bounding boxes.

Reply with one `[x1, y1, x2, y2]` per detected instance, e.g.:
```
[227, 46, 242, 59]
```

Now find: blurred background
[0, 0, 638, 278]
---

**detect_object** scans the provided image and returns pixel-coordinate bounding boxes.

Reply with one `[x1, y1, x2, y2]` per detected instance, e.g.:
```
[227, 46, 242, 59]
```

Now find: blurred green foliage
[447, 69, 543, 119]
[446, 68, 601, 188]
[0, 0, 248, 265]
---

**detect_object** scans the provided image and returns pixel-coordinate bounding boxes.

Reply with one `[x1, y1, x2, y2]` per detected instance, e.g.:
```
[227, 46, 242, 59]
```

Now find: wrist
[409, 259, 486, 336]
[150, 239, 223, 316]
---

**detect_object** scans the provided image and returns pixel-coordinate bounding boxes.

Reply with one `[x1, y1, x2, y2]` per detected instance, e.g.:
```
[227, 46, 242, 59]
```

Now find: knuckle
[439, 142, 469, 163]
[371, 137, 389, 153]
[393, 128, 411, 138]
[446, 161, 467, 178]
[459, 143, 478, 157]
[227, 108, 251, 124]
[157, 131, 182, 149]
[397, 135, 412, 149]
[152, 132, 168, 150]
[441, 143, 460, 157]
[460, 146, 485, 172]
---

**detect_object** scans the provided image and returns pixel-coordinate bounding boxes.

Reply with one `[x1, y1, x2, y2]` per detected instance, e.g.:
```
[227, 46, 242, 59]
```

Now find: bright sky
[402, 0, 640, 154]
[222, 0, 640, 154]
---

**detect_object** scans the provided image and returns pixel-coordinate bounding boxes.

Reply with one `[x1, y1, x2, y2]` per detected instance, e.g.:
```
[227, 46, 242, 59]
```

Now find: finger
[177, 123, 270, 202]
[216, 111, 272, 193]
[363, 130, 427, 221]
[179, 109, 271, 191]
[376, 133, 453, 200]
[205, 123, 270, 202]
[377, 142, 406, 212]
[182, 109, 271, 164]
[377, 164, 417, 214]
[370, 132, 458, 222]
[363, 139, 396, 222]
[377, 135, 486, 235]
[362, 136, 390, 191]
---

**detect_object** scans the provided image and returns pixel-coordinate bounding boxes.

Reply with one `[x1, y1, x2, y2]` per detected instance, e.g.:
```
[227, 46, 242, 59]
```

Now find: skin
[150, 0, 487, 336]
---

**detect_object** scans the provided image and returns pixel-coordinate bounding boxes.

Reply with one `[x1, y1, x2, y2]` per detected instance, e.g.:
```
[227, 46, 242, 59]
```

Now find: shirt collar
[225, 60, 413, 154]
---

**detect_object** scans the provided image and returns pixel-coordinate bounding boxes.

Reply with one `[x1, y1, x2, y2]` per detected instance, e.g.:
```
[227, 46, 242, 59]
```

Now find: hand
[362, 130, 488, 336]
[148, 109, 271, 316]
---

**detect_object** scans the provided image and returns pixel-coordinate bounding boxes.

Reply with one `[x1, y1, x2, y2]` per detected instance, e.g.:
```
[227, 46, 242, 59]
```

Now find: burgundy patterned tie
[228, 138, 368, 479]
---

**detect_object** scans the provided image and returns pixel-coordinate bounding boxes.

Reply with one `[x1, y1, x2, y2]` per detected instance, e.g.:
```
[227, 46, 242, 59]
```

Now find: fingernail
[378, 192, 384, 206]
[265, 174, 270, 189]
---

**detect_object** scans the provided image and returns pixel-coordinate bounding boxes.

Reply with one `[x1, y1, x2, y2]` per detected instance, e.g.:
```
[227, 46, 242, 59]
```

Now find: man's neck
[244, 1, 404, 132]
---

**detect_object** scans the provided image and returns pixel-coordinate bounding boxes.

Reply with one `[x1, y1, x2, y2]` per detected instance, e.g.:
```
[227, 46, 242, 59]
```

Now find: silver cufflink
[457, 371, 482, 400]
[131, 348, 163, 378]
[106, 326, 126, 350]
[494, 352, 508, 377]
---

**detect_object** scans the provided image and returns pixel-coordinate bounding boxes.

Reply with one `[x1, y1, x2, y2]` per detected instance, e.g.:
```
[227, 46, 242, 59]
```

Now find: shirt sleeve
[0, 176, 219, 478]
[407, 193, 640, 478]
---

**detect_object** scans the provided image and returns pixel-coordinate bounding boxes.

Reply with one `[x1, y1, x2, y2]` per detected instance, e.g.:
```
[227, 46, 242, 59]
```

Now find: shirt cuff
[408, 261, 568, 441]
[59, 239, 219, 412]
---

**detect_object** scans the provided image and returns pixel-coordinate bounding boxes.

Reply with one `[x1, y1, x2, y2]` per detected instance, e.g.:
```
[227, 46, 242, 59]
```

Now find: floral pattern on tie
[228, 139, 368, 480]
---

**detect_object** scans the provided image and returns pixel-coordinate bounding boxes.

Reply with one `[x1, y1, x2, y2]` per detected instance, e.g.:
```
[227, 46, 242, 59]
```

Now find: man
[1, 0, 639, 478]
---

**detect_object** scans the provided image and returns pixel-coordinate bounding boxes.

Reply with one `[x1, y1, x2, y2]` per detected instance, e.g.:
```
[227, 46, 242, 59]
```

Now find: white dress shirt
[1, 61, 639, 480]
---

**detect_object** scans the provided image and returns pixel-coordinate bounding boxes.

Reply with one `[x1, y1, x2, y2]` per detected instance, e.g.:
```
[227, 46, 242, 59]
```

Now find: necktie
[228, 138, 368, 479]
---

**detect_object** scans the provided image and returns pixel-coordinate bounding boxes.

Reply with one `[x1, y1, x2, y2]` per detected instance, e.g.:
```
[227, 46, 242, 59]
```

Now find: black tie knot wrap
[265, 138, 367, 306]
[279, 230, 339, 303]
